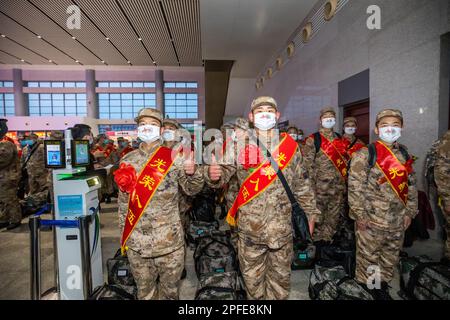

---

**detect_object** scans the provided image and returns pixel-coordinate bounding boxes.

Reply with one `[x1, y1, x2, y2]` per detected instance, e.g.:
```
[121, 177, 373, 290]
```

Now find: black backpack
[106, 249, 137, 298]
[190, 186, 217, 222]
[89, 284, 136, 300]
[194, 231, 238, 279]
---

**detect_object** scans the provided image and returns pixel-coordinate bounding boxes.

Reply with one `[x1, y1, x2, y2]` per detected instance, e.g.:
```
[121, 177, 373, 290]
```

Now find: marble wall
[252, 0, 450, 192]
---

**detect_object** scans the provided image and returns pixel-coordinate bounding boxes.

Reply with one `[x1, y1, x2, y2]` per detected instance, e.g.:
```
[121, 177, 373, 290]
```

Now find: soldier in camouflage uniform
[0, 119, 22, 230]
[205, 97, 321, 300]
[434, 130, 450, 264]
[342, 117, 366, 158]
[348, 109, 418, 299]
[118, 108, 204, 300]
[303, 108, 347, 243]
[23, 133, 50, 206]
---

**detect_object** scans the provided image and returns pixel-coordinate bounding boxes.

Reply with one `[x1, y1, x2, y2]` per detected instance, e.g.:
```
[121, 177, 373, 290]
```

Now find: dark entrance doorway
[343, 99, 370, 144]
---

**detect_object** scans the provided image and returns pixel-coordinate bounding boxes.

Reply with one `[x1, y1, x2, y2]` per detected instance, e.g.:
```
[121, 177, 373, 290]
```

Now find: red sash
[320, 134, 348, 180]
[226, 133, 298, 226]
[121, 146, 177, 254]
[375, 141, 410, 206]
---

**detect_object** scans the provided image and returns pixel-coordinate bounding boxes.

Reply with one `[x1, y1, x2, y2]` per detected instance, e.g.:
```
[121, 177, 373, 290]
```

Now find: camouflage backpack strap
[406, 259, 443, 298]
[399, 145, 411, 161]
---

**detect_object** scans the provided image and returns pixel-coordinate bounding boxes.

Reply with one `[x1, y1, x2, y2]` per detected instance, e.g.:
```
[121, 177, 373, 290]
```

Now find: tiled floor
[0, 199, 444, 300]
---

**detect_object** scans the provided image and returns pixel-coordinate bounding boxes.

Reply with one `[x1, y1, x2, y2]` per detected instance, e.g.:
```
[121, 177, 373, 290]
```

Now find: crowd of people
[0, 95, 449, 301]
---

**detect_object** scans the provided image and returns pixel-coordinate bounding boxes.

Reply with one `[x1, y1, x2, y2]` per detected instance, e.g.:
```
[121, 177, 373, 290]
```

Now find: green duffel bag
[399, 255, 450, 300]
[195, 271, 246, 300]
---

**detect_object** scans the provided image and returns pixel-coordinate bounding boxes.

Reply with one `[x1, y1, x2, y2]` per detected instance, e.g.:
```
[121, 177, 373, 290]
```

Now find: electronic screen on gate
[44, 140, 66, 169]
[71, 140, 90, 167]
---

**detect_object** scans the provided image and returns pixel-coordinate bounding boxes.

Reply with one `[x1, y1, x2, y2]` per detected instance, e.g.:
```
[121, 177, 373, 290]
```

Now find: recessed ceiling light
[153, 61, 156, 64]
[138, 38, 142, 41]
[75, 60, 79, 63]
[48, 60, 53, 63]
[1, 34, 6, 38]
[106, 37, 110, 41]
[72, 36, 76, 40]
[37, 35, 42, 39]
[127, 61, 131, 64]
[21, 59, 25, 62]
[101, 60, 105, 64]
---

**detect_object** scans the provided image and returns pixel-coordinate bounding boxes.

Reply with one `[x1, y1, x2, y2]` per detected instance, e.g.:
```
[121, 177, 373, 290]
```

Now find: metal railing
[29, 215, 93, 300]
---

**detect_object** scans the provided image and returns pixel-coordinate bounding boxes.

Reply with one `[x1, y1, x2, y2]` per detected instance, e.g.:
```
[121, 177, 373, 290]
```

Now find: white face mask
[322, 118, 336, 129]
[289, 134, 298, 141]
[138, 124, 160, 143]
[344, 127, 357, 135]
[379, 126, 402, 144]
[254, 112, 277, 131]
[162, 130, 176, 142]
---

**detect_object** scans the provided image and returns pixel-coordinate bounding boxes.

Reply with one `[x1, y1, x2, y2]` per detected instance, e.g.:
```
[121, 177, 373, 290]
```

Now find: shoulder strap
[368, 143, 377, 168]
[335, 132, 342, 138]
[348, 138, 358, 150]
[314, 132, 321, 154]
[22, 142, 40, 170]
[399, 145, 410, 161]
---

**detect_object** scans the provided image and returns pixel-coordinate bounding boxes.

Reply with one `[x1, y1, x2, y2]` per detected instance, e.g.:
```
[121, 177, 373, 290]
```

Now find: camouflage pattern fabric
[434, 130, 450, 259]
[196, 271, 242, 300]
[0, 140, 22, 223]
[127, 246, 185, 300]
[187, 220, 219, 248]
[303, 129, 346, 242]
[26, 143, 50, 197]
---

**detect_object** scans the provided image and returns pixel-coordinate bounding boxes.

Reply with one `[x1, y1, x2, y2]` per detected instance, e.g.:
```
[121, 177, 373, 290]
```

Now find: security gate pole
[79, 215, 93, 299]
[29, 216, 41, 300]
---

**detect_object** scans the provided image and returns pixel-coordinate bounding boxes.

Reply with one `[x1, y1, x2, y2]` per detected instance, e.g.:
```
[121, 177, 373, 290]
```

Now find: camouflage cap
[250, 96, 278, 112]
[343, 117, 358, 126]
[320, 107, 336, 118]
[234, 117, 250, 131]
[287, 126, 299, 132]
[220, 122, 235, 132]
[49, 130, 64, 140]
[163, 118, 181, 129]
[376, 109, 403, 125]
[135, 108, 163, 125]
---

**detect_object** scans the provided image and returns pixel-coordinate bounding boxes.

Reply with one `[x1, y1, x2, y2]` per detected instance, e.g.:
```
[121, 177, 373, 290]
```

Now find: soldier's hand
[184, 151, 195, 176]
[209, 154, 222, 182]
[356, 219, 368, 231]
[404, 216, 412, 230]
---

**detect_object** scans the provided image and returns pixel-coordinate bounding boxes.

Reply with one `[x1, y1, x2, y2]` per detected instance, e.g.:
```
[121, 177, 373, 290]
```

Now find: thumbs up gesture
[184, 151, 195, 176]
[209, 154, 222, 182]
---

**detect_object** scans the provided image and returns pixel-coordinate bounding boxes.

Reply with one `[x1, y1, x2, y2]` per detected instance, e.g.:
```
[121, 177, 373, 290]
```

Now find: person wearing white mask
[348, 109, 418, 300]
[204, 96, 320, 300]
[342, 117, 366, 159]
[115, 108, 204, 300]
[162, 118, 181, 149]
[303, 107, 348, 245]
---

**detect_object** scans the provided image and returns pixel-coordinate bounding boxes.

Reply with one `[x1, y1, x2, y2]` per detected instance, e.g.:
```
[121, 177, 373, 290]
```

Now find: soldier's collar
[138, 139, 162, 156]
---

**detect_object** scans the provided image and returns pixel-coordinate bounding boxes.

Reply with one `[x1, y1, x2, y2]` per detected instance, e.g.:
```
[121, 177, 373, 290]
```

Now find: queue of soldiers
[1, 94, 449, 300]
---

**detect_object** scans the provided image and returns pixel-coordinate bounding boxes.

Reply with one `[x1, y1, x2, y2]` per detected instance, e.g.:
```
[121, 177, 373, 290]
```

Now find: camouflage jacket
[0, 140, 20, 198]
[118, 141, 204, 258]
[204, 133, 321, 249]
[303, 129, 347, 194]
[348, 141, 418, 231]
[26, 143, 49, 178]
[435, 130, 450, 205]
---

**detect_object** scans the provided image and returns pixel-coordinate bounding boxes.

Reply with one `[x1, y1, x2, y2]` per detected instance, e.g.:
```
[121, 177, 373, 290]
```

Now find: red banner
[320, 134, 348, 180]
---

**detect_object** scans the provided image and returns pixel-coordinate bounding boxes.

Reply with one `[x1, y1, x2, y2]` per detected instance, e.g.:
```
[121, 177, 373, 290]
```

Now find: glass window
[121, 93, 133, 100]
[164, 82, 176, 88]
[76, 82, 86, 88]
[40, 82, 51, 88]
[164, 93, 198, 120]
[175, 83, 186, 88]
[144, 82, 156, 88]
[186, 82, 198, 88]
[5, 94, 14, 100]
[133, 82, 144, 88]
[40, 94, 51, 100]
[28, 82, 39, 88]
[121, 82, 132, 88]
[3, 81, 13, 88]
[64, 82, 76, 88]
[29, 94, 39, 100]
[110, 82, 121, 88]
[98, 93, 109, 100]
[98, 82, 109, 88]
[110, 94, 121, 100]
[52, 82, 64, 88]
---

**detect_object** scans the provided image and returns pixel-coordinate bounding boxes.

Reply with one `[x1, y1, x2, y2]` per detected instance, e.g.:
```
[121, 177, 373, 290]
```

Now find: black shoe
[105, 196, 111, 204]
[0, 222, 9, 229]
[180, 268, 187, 280]
[6, 222, 21, 230]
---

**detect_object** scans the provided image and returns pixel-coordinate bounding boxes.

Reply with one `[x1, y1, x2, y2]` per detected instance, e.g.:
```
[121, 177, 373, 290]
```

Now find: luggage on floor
[88, 284, 136, 300]
[186, 220, 219, 248]
[194, 231, 237, 279]
[308, 263, 374, 300]
[318, 244, 356, 277]
[190, 186, 217, 222]
[399, 255, 450, 300]
[106, 249, 137, 298]
[195, 271, 246, 300]
[291, 240, 316, 270]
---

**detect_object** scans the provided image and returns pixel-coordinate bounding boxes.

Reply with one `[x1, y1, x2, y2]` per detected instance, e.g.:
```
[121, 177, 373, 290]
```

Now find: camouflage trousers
[127, 245, 185, 300]
[355, 226, 404, 284]
[0, 193, 22, 223]
[238, 236, 293, 300]
[313, 192, 345, 242]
